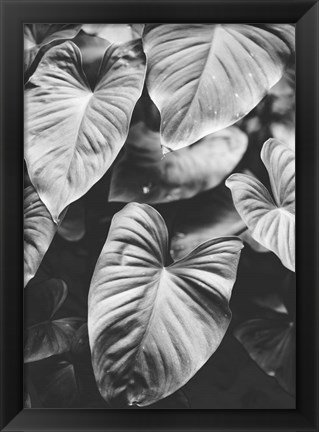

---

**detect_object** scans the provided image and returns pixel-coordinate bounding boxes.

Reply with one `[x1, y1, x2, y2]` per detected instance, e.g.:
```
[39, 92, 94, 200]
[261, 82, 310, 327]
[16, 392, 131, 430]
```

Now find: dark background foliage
[24, 28, 296, 409]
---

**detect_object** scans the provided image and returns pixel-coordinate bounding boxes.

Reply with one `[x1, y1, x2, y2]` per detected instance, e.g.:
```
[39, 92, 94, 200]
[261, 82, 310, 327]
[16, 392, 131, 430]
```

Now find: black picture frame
[1, 0, 318, 431]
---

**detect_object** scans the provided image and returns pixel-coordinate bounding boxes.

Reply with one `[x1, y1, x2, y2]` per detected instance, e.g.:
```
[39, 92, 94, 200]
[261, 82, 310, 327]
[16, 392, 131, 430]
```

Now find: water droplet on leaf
[142, 182, 152, 195]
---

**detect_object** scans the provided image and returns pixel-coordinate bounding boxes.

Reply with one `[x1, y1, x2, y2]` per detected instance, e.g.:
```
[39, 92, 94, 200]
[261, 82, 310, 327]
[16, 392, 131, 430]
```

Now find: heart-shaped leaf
[25, 39, 146, 222]
[143, 24, 294, 150]
[88, 202, 243, 407]
[226, 139, 295, 271]
[24, 279, 84, 362]
[24, 185, 58, 287]
[24, 24, 81, 72]
[24, 318, 83, 363]
[109, 122, 248, 204]
[82, 24, 143, 44]
[171, 185, 246, 260]
[234, 316, 295, 395]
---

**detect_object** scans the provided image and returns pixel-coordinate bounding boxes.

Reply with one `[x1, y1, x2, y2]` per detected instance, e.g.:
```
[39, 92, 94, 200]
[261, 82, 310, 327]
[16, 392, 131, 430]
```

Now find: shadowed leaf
[171, 185, 246, 260]
[24, 279, 84, 362]
[109, 122, 248, 204]
[57, 199, 86, 242]
[28, 359, 81, 408]
[234, 316, 295, 395]
[183, 333, 294, 408]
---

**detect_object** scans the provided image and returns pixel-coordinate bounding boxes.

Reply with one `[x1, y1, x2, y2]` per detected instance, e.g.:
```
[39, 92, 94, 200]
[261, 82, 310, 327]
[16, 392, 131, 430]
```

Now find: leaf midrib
[57, 89, 94, 215]
[128, 267, 167, 392]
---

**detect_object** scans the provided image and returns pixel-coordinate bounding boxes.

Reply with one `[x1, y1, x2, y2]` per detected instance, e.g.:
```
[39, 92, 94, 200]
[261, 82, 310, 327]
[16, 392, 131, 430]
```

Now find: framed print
[0, 0, 318, 431]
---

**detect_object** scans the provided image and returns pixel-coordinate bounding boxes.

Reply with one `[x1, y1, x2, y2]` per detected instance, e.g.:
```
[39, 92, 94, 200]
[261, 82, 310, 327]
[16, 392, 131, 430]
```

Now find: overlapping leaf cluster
[24, 23, 296, 408]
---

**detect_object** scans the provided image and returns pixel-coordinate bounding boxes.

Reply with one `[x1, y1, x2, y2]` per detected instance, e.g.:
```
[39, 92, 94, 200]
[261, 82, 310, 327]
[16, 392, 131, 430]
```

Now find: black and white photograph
[23, 23, 296, 409]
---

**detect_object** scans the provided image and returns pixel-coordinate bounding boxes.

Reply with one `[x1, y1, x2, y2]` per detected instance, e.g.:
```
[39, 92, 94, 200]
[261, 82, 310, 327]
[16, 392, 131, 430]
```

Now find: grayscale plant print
[24, 23, 296, 409]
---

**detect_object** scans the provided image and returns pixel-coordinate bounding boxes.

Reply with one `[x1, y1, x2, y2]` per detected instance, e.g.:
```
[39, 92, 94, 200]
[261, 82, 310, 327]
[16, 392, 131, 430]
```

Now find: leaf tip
[261, 137, 294, 164]
[225, 173, 242, 190]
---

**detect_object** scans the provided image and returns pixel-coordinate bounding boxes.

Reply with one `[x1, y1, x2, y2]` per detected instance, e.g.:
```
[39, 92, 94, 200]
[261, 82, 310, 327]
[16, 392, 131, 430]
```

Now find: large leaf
[24, 279, 84, 363]
[226, 139, 295, 271]
[25, 40, 146, 222]
[170, 185, 246, 260]
[88, 203, 243, 407]
[234, 316, 295, 395]
[24, 24, 81, 72]
[24, 185, 57, 287]
[109, 122, 248, 203]
[143, 24, 295, 150]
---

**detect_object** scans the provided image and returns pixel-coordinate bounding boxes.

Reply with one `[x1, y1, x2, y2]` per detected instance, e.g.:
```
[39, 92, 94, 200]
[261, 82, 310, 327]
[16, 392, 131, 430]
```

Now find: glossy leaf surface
[25, 40, 146, 222]
[109, 122, 248, 204]
[88, 203, 243, 406]
[143, 24, 295, 150]
[226, 139, 295, 271]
